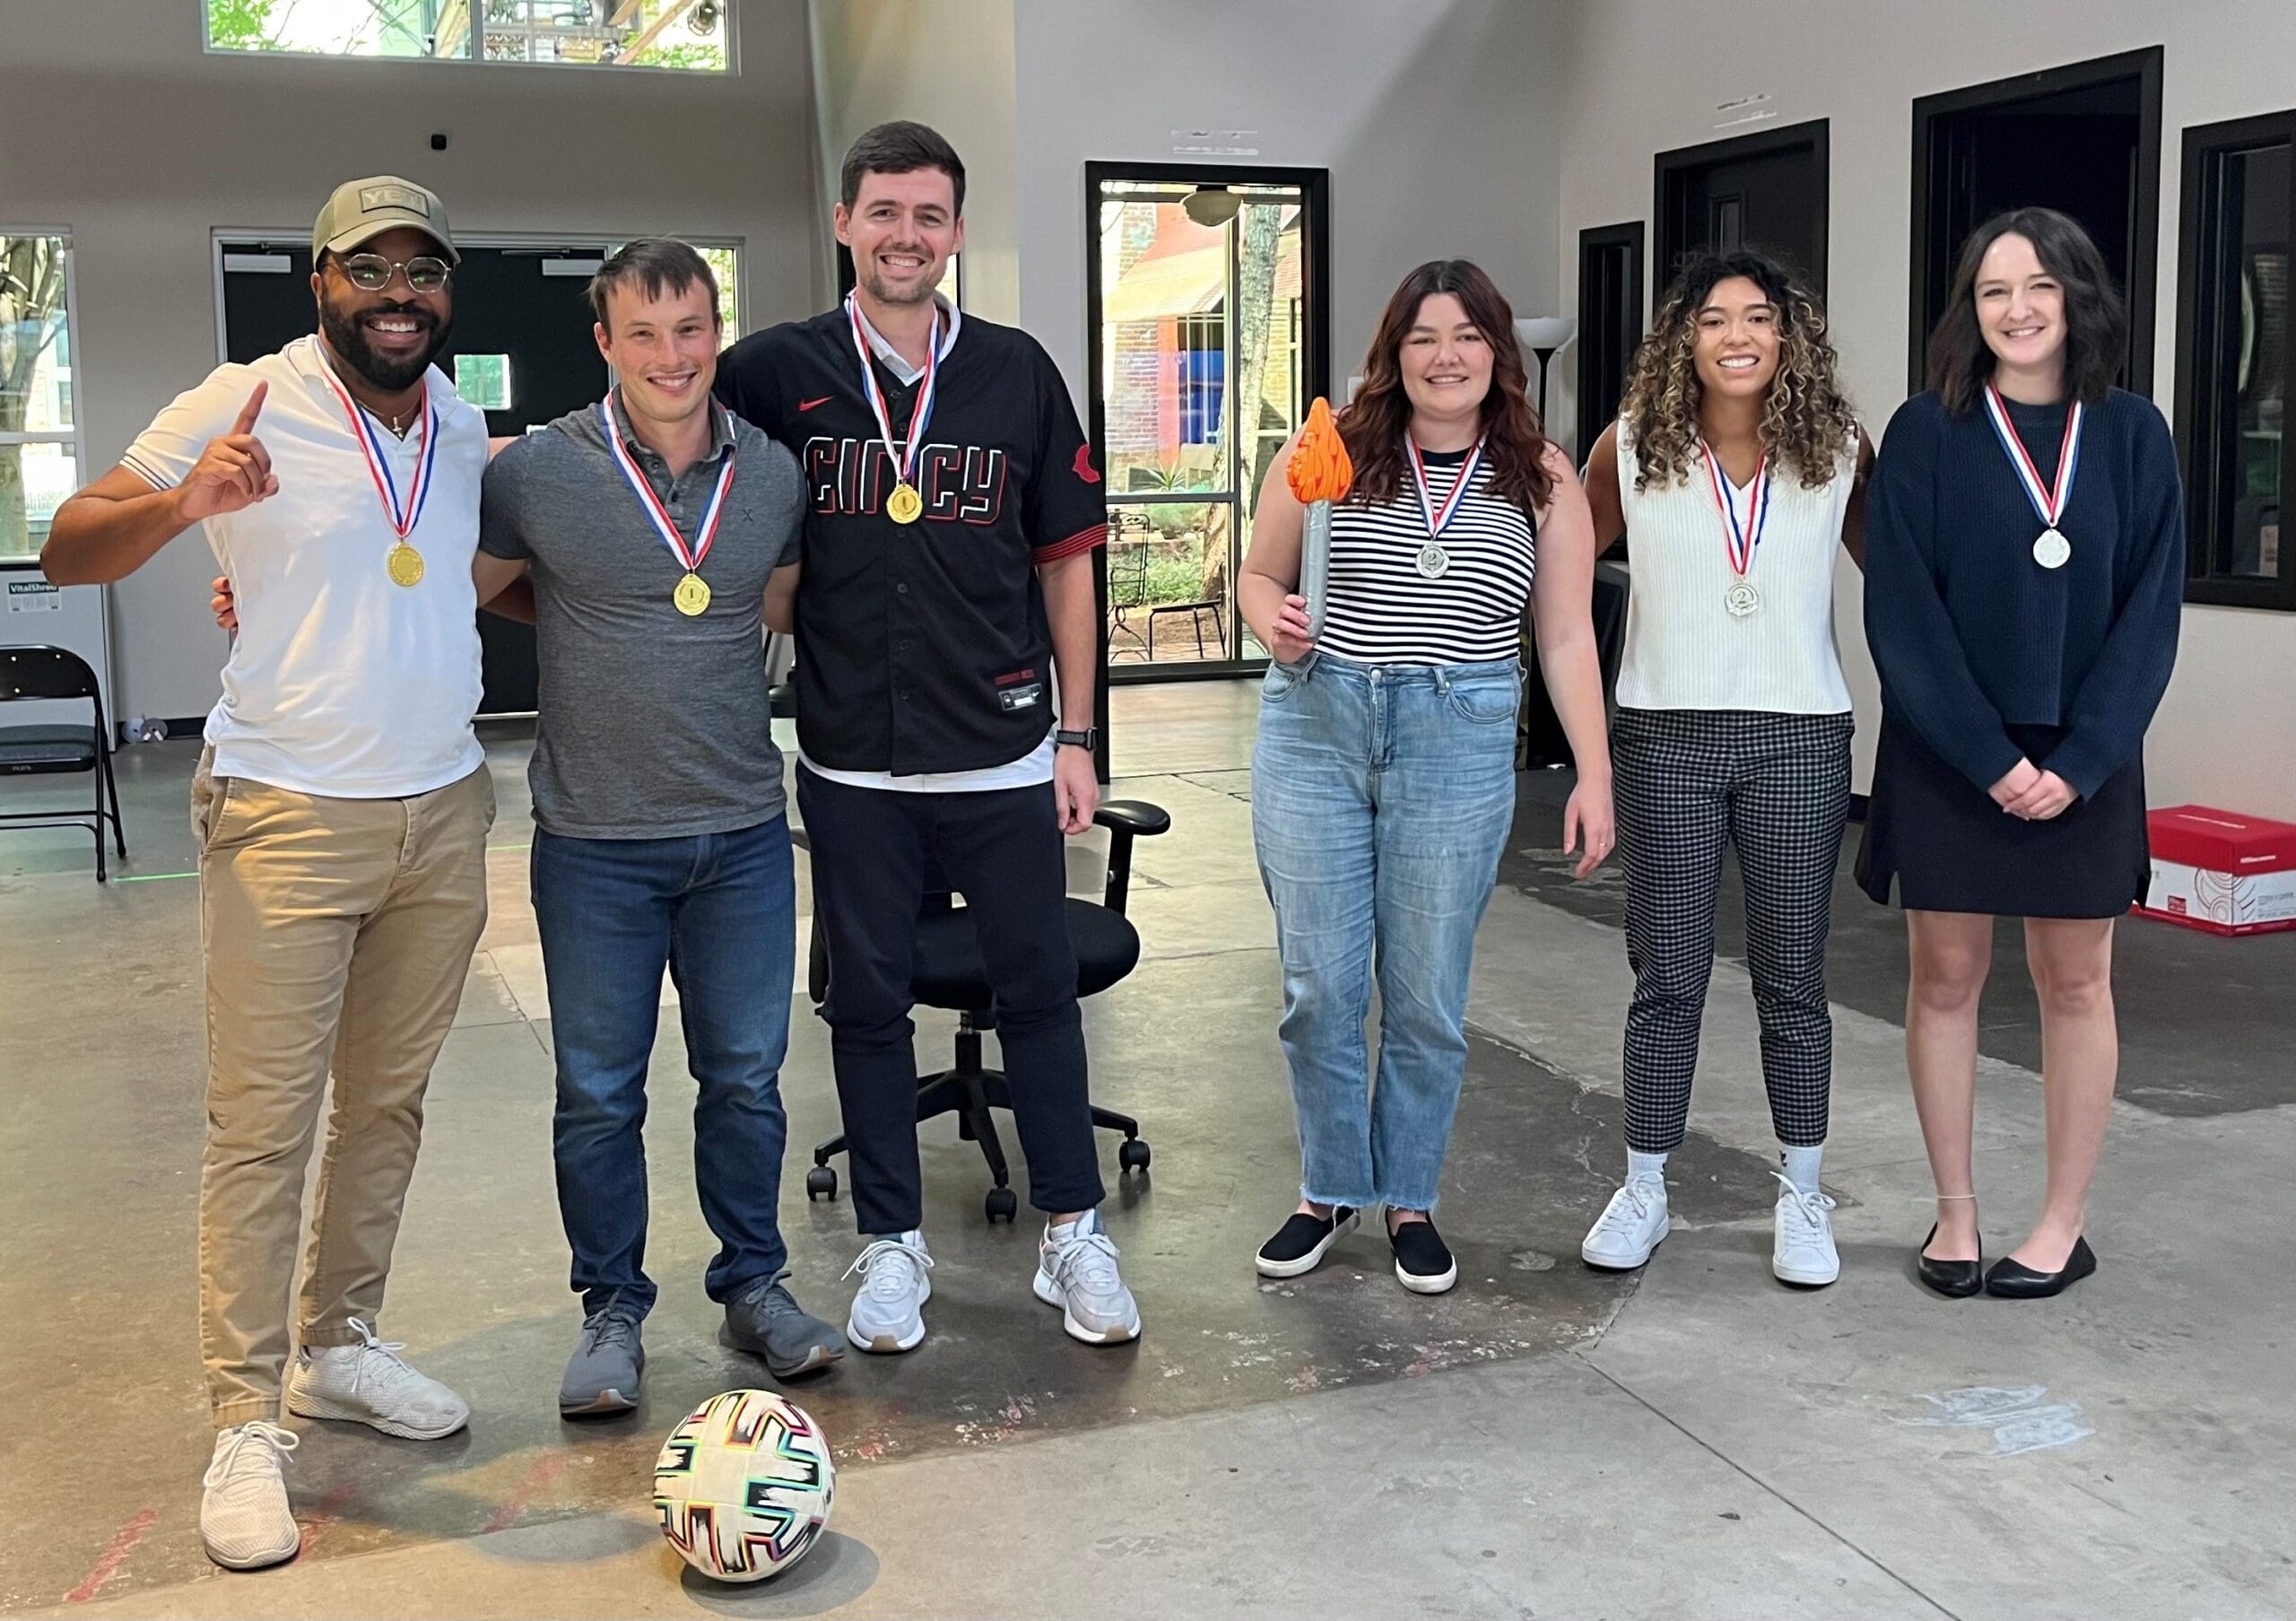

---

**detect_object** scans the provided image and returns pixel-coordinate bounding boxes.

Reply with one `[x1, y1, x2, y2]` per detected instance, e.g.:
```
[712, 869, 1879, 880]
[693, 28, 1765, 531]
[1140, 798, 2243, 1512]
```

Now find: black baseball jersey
[714, 309, 1107, 775]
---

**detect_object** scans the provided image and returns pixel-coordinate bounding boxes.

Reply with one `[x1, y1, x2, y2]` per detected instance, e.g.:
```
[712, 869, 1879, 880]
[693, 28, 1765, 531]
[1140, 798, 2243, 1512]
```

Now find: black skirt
[1857, 722, 2149, 919]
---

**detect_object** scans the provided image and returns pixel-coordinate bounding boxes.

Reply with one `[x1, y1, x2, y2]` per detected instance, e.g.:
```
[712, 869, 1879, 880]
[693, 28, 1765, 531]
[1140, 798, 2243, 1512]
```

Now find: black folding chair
[0, 645, 127, 882]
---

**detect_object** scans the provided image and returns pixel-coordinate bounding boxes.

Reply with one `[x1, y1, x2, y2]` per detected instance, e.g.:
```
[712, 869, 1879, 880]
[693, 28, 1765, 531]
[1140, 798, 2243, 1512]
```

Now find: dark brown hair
[1926, 206, 2126, 414]
[840, 120, 966, 214]
[587, 237, 718, 334]
[1338, 259, 1554, 512]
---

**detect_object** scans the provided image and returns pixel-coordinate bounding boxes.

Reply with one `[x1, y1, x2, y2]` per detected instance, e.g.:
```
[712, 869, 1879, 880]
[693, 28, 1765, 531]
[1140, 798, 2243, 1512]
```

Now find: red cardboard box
[2136, 805, 2296, 936]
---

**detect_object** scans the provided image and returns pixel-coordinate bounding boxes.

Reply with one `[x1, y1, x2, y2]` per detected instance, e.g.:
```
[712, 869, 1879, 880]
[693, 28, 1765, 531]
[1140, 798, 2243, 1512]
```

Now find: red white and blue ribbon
[1407, 435, 1486, 539]
[1982, 382, 2083, 531]
[315, 342, 439, 539]
[1700, 441, 1771, 579]
[599, 391, 735, 575]
[846, 293, 944, 495]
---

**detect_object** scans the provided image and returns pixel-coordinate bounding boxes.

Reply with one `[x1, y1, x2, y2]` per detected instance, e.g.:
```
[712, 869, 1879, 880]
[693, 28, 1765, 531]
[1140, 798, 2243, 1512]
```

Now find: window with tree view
[1094, 175, 1318, 670]
[1, 233, 78, 565]
[205, 1, 732, 71]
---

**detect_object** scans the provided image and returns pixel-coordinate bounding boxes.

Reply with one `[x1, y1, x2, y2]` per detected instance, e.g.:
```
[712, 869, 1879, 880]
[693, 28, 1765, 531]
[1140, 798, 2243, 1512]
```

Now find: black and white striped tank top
[1317, 447, 1537, 665]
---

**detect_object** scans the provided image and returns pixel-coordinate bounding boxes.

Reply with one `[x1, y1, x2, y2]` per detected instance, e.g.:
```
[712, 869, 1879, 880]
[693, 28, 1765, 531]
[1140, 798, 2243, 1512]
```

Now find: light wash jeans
[1251, 652, 1521, 1211]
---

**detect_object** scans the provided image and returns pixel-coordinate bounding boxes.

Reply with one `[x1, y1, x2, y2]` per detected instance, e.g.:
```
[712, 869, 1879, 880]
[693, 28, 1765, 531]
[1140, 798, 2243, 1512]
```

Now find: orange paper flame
[1286, 397, 1353, 504]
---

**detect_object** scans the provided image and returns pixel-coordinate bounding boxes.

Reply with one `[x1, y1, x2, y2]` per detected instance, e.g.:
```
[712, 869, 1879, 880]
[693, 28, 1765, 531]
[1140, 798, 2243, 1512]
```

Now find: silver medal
[2032, 527, 2071, 571]
[1416, 542, 1449, 580]
[1724, 581, 1761, 618]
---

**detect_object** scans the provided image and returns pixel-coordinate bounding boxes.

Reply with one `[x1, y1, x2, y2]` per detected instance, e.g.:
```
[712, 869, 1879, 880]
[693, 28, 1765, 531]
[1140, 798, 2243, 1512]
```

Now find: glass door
[1086, 165, 1328, 681]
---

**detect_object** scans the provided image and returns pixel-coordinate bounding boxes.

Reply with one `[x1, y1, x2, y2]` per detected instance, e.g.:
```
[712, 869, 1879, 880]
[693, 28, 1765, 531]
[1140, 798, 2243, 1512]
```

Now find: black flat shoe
[1917, 1224, 1983, 1298]
[1388, 1217, 1457, 1295]
[1255, 1207, 1359, 1279]
[1984, 1236, 2097, 1299]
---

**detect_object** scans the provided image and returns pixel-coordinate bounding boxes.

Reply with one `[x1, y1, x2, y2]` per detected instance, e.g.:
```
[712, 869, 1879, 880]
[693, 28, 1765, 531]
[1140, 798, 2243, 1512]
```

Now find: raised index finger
[230, 380, 269, 435]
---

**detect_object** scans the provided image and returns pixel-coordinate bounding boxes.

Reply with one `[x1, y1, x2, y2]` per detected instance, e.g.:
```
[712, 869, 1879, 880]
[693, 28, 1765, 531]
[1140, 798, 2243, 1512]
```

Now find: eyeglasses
[336, 253, 452, 294]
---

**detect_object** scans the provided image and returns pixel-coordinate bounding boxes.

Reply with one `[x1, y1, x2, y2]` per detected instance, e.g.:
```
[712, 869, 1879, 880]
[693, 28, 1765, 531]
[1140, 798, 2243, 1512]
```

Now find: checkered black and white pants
[1613, 709, 1854, 1153]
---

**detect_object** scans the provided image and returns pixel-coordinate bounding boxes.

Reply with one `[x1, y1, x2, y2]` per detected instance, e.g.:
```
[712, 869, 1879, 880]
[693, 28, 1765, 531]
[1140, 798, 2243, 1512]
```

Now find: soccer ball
[654, 1390, 835, 1582]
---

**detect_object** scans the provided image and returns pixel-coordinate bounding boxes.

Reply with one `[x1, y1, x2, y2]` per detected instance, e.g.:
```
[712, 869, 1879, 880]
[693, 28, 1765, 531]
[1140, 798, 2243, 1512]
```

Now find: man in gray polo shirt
[476, 240, 844, 1411]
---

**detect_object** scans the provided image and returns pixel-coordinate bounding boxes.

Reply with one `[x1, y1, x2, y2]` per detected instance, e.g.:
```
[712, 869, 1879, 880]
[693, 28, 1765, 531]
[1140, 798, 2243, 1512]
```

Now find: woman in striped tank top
[1573, 250, 1874, 1289]
[1239, 260, 1613, 1294]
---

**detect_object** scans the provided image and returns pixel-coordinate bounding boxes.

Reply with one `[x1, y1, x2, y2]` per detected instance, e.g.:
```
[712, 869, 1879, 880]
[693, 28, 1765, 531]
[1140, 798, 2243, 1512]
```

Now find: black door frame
[1652, 119, 1831, 294]
[1575, 220, 1646, 459]
[2172, 109, 2296, 613]
[1907, 46, 2163, 395]
[1082, 160, 1333, 700]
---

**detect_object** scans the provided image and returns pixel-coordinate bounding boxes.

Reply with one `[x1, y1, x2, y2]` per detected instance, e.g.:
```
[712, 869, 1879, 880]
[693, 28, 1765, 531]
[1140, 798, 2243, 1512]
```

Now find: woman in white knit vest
[1575, 249, 1873, 1288]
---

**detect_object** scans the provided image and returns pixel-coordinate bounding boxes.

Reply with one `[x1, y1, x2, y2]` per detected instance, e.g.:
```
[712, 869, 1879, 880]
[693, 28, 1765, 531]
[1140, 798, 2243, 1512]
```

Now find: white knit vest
[1613, 420, 1855, 714]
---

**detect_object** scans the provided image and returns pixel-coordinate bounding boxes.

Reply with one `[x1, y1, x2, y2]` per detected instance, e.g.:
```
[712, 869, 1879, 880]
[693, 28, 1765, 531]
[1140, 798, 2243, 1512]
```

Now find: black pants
[1613, 709, 1853, 1154]
[796, 765, 1101, 1234]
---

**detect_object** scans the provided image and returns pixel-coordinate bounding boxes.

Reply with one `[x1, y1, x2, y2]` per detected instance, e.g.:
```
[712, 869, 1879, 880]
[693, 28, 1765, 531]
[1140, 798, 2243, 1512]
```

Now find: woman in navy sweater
[1860, 206, 2183, 1300]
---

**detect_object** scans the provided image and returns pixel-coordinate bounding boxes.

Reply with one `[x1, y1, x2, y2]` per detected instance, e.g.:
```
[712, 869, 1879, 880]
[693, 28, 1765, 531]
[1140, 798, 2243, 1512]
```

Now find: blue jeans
[1251, 655, 1520, 1212]
[531, 816, 796, 1317]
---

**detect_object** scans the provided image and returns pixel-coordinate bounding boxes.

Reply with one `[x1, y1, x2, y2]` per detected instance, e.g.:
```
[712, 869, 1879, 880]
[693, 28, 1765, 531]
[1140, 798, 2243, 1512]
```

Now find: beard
[317, 291, 452, 393]
[860, 257, 940, 308]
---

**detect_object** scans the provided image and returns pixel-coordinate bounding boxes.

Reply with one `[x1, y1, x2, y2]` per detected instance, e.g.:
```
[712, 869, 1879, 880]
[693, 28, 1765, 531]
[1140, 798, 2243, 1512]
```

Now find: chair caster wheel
[986, 1187, 1018, 1224]
[1119, 1137, 1151, 1172]
[806, 1165, 838, 1202]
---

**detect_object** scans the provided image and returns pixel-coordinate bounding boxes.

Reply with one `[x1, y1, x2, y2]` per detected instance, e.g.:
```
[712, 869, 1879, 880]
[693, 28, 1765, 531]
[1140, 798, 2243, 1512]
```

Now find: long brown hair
[1338, 259, 1554, 512]
[1620, 248, 1857, 492]
[1926, 206, 2126, 414]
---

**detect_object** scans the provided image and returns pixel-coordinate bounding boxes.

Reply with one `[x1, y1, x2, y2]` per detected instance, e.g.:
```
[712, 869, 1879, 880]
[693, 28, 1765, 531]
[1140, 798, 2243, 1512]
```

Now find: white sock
[1780, 1145, 1823, 1196]
[1627, 1149, 1668, 1187]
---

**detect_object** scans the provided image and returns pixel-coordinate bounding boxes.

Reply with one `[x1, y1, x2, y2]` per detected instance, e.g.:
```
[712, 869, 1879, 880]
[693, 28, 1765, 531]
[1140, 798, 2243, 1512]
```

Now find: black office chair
[0, 645, 126, 882]
[796, 799, 1170, 1223]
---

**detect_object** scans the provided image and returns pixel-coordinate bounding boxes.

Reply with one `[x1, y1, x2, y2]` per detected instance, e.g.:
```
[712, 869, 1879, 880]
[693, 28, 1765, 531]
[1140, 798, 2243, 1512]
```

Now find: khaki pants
[193, 748, 494, 1427]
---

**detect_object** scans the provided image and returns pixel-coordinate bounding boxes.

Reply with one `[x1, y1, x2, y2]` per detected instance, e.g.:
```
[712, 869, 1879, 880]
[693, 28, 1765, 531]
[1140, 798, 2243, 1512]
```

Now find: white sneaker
[200, 1421, 300, 1571]
[1581, 1177, 1670, 1270]
[285, 1318, 468, 1440]
[1034, 1207, 1142, 1345]
[845, 1231, 933, 1354]
[1771, 1173, 1841, 1286]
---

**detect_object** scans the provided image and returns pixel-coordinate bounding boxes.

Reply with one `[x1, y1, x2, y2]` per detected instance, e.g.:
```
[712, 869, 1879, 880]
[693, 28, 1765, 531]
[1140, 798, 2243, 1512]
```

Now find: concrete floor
[3, 684, 2291, 1619]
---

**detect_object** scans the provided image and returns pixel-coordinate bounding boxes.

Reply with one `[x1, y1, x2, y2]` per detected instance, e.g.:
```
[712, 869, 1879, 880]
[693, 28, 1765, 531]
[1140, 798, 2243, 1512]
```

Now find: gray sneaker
[560, 1304, 645, 1416]
[846, 1232, 933, 1355]
[721, 1277, 846, 1379]
[1033, 1207, 1142, 1345]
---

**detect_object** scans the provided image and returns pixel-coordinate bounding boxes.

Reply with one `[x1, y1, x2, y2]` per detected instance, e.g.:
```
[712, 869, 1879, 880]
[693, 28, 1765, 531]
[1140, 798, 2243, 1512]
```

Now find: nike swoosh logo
[798, 396, 834, 412]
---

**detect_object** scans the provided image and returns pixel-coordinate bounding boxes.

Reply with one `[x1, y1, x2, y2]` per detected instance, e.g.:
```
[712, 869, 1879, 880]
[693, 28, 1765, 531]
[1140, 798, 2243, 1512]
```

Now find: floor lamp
[1513, 316, 1577, 431]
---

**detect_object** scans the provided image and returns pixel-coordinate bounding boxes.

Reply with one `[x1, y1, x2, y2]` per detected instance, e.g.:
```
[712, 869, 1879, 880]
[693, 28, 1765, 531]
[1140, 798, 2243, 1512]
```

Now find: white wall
[1552, 0, 2296, 817]
[805, 0, 1021, 323]
[0, 0, 819, 725]
[1011, 0, 1563, 415]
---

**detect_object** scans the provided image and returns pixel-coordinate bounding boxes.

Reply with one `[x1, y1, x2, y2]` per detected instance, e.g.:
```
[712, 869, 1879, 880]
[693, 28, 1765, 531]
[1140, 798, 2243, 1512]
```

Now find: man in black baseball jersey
[717, 121, 1139, 1351]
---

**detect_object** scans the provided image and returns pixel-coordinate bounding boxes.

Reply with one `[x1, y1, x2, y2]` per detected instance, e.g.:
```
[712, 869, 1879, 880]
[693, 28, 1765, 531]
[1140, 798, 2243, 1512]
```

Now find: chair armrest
[1093, 798, 1168, 915]
[1095, 800, 1171, 838]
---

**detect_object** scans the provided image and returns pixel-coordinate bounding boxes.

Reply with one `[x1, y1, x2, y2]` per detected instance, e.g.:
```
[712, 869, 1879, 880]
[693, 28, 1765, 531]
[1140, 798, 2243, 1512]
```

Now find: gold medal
[387, 543, 425, 587]
[674, 571, 712, 616]
[887, 482, 925, 525]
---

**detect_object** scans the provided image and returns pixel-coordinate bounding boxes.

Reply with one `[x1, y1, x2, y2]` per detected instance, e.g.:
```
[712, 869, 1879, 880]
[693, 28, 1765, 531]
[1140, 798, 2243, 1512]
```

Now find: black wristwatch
[1055, 727, 1098, 752]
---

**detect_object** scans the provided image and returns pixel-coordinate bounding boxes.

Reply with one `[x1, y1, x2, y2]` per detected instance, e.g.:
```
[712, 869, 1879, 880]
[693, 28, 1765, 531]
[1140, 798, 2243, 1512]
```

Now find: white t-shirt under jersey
[1613, 421, 1855, 714]
[123, 336, 488, 797]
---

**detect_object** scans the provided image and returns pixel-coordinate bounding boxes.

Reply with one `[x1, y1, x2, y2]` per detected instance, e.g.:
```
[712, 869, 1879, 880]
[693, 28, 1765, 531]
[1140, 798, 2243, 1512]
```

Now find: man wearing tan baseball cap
[312, 173, 461, 265]
[46, 175, 491, 1571]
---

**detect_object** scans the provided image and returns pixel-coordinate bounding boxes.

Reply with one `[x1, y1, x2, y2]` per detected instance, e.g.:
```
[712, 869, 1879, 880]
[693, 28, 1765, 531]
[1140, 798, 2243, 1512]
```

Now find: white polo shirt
[123, 336, 487, 798]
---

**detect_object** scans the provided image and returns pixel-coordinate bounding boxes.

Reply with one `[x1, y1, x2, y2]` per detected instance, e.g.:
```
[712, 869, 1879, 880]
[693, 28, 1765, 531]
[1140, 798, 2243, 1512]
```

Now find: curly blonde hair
[1619, 250, 1857, 492]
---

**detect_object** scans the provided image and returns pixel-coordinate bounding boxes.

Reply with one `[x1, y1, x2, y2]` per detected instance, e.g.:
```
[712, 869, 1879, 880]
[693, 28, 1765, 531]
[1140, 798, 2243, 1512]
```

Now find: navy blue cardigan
[1864, 387, 2185, 799]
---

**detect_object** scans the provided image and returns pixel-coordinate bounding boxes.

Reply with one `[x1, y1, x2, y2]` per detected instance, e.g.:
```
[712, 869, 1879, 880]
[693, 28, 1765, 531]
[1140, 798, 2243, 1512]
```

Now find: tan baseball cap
[312, 175, 459, 265]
